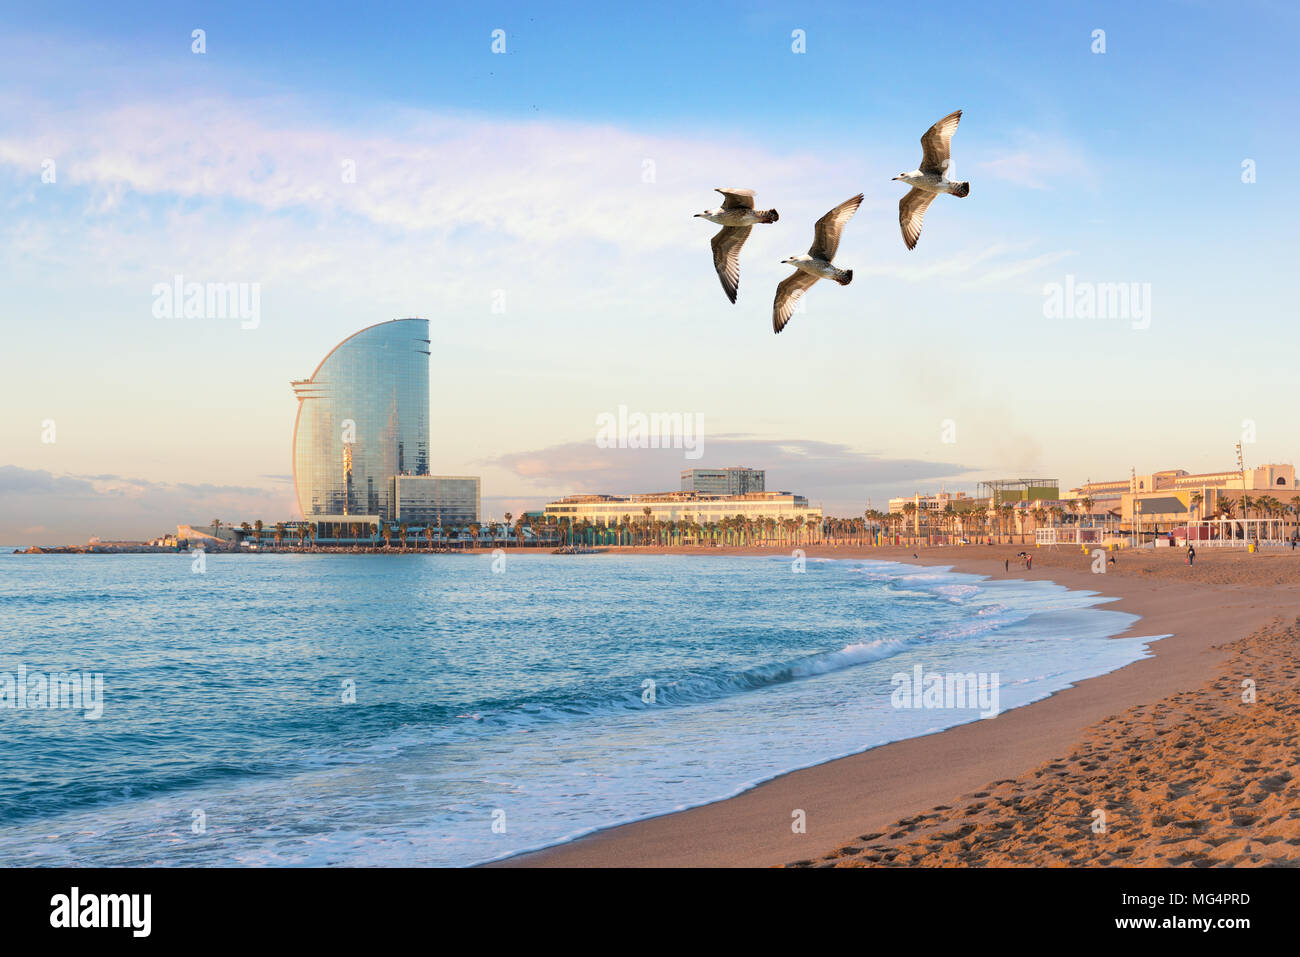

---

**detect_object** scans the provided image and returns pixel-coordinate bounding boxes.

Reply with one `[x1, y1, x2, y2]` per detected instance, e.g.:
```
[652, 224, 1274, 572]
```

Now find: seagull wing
[899, 187, 937, 250]
[808, 193, 864, 261]
[710, 225, 752, 303]
[716, 187, 755, 209]
[772, 269, 819, 334]
[920, 110, 961, 175]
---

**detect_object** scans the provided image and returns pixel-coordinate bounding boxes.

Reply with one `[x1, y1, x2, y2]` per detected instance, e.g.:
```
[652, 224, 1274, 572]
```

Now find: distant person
[1187, 544, 1196, 566]
[1027, 555, 1032, 570]
[1005, 558, 1009, 573]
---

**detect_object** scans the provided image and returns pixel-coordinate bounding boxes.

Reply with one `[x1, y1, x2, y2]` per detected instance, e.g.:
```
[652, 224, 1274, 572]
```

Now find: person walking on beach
[1027, 555, 1032, 571]
[1187, 544, 1196, 566]
[1004, 558, 1009, 573]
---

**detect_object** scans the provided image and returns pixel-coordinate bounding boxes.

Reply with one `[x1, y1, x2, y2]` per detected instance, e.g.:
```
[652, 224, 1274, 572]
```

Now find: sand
[495, 543, 1300, 867]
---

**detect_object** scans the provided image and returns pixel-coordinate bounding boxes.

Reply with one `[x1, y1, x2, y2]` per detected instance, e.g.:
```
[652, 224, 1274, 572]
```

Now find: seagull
[771, 193, 863, 334]
[694, 188, 779, 303]
[893, 110, 970, 250]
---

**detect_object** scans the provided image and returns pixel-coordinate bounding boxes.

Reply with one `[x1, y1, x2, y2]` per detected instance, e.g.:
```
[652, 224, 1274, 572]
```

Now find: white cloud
[1, 97, 840, 251]
[977, 134, 1096, 191]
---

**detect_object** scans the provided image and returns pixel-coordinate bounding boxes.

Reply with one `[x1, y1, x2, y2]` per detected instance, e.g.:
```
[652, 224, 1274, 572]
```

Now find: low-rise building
[886, 490, 976, 515]
[1068, 464, 1297, 530]
[543, 489, 822, 534]
[391, 475, 481, 527]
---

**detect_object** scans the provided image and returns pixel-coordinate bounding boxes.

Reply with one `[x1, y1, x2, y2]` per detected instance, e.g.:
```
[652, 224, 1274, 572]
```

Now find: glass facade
[292, 319, 430, 522]
[392, 476, 481, 527]
[681, 467, 765, 495]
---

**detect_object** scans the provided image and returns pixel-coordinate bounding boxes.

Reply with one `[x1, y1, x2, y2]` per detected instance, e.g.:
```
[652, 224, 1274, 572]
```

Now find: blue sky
[2, 1, 1297, 541]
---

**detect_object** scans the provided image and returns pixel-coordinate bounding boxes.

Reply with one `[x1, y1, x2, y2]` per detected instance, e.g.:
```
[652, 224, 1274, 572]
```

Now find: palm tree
[1031, 507, 1047, 539]
[468, 523, 482, 548]
[253, 519, 264, 544]
[1259, 495, 1280, 541]
[370, 522, 379, 547]
[503, 513, 513, 546]
[273, 522, 285, 548]
[999, 503, 1014, 543]
[1215, 497, 1236, 541]
[381, 523, 392, 548]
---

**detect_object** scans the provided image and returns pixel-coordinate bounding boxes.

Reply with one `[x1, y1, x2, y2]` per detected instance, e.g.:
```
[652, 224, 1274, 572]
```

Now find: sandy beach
[498, 543, 1300, 867]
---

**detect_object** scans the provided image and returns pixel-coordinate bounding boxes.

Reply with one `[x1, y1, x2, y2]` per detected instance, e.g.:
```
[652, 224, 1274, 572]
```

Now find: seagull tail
[953, 181, 970, 198]
[835, 269, 853, 286]
[759, 208, 779, 223]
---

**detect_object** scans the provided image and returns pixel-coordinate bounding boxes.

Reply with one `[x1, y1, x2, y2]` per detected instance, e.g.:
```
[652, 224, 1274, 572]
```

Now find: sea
[0, 550, 1164, 866]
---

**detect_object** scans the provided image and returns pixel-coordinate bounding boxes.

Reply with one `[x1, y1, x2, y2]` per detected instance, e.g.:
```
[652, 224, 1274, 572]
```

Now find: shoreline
[494, 544, 1300, 867]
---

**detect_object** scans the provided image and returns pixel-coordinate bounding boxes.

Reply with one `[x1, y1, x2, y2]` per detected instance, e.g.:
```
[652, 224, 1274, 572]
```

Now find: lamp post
[1237, 442, 1248, 545]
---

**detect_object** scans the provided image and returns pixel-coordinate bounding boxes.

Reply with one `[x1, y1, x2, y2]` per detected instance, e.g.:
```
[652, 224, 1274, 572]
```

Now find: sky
[2, 0, 1298, 542]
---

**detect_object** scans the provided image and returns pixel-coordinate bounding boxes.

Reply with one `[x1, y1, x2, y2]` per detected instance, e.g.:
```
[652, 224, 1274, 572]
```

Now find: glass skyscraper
[292, 318, 430, 522]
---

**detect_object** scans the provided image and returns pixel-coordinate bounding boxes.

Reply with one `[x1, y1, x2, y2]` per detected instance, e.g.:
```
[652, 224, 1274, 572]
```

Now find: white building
[543, 489, 821, 533]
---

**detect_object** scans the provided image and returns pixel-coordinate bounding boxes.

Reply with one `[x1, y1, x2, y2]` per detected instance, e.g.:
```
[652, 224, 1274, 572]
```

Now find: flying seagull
[771, 193, 863, 334]
[893, 110, 970, 250]
[694, 188, 779, 303]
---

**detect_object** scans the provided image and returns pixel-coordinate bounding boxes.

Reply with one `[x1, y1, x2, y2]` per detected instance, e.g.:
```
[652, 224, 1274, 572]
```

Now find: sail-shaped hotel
[291, 318, 478, 531]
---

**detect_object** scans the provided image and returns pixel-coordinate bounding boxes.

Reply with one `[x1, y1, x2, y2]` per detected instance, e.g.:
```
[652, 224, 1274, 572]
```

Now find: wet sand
[495, 543, 1300, 867]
